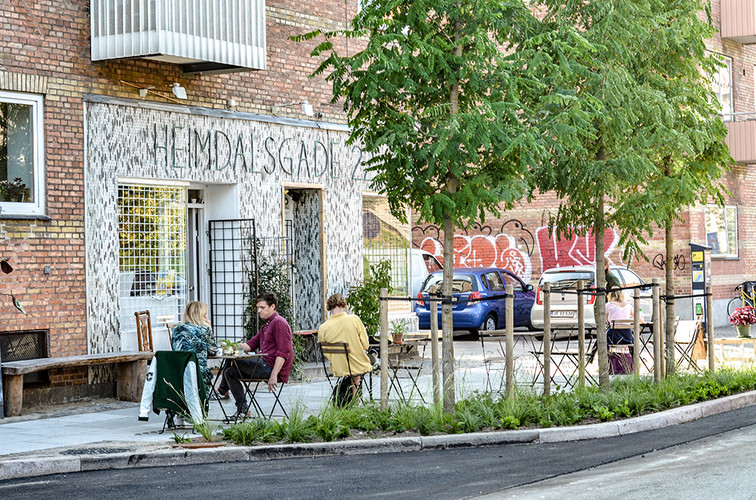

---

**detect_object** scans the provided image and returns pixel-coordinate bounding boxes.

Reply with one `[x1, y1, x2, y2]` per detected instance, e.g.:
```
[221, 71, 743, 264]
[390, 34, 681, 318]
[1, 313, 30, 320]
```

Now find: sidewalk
[0, 328, 750, 481]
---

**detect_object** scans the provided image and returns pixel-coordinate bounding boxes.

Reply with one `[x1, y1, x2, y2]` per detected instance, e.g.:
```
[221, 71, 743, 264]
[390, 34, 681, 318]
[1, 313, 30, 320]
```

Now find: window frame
[705, 204, 738, 258]
[711, 54, 733, 122]
[0, 90, 45, 217]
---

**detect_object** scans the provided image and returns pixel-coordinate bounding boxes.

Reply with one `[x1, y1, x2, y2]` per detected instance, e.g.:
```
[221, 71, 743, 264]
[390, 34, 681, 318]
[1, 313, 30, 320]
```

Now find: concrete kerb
[3, 390, 756, 482]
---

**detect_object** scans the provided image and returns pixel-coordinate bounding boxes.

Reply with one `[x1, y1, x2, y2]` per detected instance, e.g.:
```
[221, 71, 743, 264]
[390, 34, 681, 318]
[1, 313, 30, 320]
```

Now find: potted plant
[729, 306, 756, 338]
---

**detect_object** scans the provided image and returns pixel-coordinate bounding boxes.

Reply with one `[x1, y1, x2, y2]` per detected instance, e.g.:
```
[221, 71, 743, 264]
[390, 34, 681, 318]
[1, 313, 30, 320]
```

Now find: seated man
[222, 292, 294, 418]
[318, 293, 372, 406]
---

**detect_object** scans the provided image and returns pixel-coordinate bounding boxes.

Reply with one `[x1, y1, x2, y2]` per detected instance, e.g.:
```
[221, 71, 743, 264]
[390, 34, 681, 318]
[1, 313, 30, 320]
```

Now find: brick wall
[0, 0, 358, 357]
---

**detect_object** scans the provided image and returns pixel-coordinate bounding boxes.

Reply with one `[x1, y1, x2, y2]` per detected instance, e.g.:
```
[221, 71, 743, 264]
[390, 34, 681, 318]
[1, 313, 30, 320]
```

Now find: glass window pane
[0, 101, 34, 203]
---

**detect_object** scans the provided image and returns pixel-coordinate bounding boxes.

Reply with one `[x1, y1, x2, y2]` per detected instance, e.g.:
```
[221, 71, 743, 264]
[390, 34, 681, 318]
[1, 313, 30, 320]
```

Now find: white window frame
[711, 54, 733, 122]
[0, 90, 45, 216]
[705, 205, 738, 258]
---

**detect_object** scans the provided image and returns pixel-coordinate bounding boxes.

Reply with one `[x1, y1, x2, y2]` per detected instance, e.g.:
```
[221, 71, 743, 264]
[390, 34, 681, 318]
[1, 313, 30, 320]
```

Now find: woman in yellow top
[318, 293, 372, 405]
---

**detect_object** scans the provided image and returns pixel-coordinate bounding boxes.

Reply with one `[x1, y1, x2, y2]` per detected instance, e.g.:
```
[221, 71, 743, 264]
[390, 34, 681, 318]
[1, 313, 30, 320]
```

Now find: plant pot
[392, 331, 404, 344]
[736, 324, 752, 338]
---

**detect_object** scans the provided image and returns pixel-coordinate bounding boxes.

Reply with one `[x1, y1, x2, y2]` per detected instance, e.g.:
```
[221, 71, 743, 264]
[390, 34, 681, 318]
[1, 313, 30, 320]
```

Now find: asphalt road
[2, 405, 756, 499]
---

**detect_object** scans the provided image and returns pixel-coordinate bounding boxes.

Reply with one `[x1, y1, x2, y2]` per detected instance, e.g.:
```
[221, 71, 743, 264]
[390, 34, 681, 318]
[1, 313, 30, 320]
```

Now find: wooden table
[711, 337, 756, 361]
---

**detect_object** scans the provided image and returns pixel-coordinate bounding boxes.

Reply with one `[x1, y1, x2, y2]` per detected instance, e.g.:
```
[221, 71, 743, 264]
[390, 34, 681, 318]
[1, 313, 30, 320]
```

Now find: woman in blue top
[171, 301, 219, 390]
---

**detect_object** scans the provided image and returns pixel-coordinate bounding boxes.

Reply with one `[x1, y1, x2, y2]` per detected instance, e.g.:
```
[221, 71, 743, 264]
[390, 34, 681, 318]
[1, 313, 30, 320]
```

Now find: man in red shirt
[222, 292, 294, 417]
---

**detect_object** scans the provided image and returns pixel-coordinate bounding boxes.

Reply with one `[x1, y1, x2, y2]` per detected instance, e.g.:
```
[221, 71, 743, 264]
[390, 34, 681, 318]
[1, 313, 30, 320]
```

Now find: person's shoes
[233, 405, 251, 420]
[214, 389, 230, 400]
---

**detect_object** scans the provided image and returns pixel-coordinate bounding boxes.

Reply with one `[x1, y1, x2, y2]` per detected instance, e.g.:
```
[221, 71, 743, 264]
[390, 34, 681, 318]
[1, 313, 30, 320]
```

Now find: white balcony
[724, 113, 756, 164]
[721, 0, 756, 44]
[91, 0, 266, 74]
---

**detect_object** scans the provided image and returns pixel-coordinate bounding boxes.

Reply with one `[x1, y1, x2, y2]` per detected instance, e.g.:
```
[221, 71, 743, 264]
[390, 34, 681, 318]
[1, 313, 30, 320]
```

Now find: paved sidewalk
[0, 329, 751, 481]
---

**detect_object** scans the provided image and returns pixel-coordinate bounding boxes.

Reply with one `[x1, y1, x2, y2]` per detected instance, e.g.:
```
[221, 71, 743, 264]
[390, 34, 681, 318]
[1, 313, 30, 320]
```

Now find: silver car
[530, 265, 653, 330]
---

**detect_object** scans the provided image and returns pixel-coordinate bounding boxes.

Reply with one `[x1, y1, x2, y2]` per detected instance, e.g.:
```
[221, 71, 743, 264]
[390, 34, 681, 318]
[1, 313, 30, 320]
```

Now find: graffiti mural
[412, 221, 621, 282]
[651, 253, 687, 271]
[535, 227, 620, 271]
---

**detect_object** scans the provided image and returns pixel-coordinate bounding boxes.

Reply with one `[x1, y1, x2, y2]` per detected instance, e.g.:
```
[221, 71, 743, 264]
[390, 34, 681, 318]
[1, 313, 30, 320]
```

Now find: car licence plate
[550, 310, 575, 318]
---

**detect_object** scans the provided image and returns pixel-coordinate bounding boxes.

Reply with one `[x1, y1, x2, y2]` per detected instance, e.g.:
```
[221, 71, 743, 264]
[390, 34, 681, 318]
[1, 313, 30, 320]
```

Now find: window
[118, 184, 187, 330]
[484, 272, 505, 292]
[711, 55, 733, 121]
[0, 91, 44, 216]
[705, 205, 738, 257]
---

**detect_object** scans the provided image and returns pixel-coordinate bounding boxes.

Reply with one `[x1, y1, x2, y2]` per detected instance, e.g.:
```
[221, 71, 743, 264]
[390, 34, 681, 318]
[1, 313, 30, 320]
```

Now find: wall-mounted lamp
[120, 80, 186, 104]
[272, 100, 315, 117]
[171, 83, 187, 100]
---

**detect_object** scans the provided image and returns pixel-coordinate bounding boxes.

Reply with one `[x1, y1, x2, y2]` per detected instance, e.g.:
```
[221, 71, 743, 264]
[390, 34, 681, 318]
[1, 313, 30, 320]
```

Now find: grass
[222, 367, 756, 446]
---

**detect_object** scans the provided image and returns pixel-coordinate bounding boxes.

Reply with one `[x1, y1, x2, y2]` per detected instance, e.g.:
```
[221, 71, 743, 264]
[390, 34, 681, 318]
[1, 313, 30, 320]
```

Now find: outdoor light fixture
[271, 100, 315, 117]
[119, 80, 185, 104]
[171, 83, 187, 100]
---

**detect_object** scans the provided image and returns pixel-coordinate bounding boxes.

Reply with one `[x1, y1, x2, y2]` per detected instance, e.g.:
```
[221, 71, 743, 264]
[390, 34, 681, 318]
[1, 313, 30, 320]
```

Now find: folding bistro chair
[138, 350, 207, 433]
[134, 310, 153, 351]
[607, 319, 635, 375]
[318, 341, 371, 406]
[232, 363, 288, 422]
[386, 337, 428, 403]
[674, 320, 704, 372]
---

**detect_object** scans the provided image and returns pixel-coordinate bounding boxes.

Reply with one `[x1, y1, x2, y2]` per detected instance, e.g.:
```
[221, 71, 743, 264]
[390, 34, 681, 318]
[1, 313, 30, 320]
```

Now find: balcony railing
[721, 0, 756, 44]
[91, 0, 266, 74]
[723, 112, 756, 164]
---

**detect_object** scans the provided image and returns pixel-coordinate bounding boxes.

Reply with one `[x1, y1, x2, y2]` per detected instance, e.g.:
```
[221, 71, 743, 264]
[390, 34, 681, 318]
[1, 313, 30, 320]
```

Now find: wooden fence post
[652, 279, 661, 382]
[706, 284, 715, 372]
[542, 283, 551, 397]
[633, 288, 640, 377]
[430, 294, 441, 405]
[577, 280, 585, 388]
[380, 288, 388, 411]
[505, 284, 514, 399]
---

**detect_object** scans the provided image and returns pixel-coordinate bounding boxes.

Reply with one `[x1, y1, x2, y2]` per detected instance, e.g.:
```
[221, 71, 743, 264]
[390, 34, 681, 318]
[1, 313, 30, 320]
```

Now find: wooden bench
[2, 351, 154, 417]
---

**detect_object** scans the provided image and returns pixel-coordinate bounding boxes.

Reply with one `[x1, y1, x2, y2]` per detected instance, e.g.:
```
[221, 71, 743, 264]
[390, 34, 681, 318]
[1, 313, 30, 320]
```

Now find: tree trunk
[665, 218, 676, 376]
[595, 196, 609, 390]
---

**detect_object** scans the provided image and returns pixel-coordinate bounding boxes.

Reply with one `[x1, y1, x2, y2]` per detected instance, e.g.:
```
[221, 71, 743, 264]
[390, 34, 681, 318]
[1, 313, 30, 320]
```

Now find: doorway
[284, 187, 325, 329]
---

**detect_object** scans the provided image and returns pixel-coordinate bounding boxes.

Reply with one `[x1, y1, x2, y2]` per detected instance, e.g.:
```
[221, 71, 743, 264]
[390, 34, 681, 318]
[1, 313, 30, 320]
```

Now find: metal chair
[318, 341, 371, 406]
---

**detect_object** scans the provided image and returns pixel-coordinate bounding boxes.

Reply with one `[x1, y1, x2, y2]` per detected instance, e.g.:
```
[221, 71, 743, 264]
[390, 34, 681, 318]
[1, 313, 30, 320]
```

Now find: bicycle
[726, 281, 756, 317]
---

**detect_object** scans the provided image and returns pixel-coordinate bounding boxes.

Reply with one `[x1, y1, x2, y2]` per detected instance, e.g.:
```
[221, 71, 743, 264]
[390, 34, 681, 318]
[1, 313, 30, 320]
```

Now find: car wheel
[482, 314, 497, 331]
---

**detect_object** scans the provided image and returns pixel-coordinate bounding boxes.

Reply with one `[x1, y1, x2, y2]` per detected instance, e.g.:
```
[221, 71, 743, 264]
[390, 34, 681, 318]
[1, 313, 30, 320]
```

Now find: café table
[386, 337, 429, 404]
[208, 352, 268, 423]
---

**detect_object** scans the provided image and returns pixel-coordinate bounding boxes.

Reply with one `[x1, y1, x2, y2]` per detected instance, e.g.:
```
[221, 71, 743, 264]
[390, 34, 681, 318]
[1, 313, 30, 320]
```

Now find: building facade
[0, 0, 387, 405]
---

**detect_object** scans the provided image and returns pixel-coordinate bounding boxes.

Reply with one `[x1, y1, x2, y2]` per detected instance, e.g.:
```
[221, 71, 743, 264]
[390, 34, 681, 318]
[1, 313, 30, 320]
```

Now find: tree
[632, 0, 732, 373]
[529, 0, 731, 386]
[298, 0, 549, 410]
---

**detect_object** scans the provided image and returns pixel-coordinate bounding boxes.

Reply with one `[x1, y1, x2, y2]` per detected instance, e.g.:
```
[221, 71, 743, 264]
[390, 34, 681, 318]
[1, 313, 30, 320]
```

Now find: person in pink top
[222, 292, 293, 418]
[605, 288, 634, 346]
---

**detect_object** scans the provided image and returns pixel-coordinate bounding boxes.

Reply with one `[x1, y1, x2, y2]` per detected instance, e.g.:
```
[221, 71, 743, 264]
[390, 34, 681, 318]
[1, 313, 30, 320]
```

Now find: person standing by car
[318, 293, 372, 406]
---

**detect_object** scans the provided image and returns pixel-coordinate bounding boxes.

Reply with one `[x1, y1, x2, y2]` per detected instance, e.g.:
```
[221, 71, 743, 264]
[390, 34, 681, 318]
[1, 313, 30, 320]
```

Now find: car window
[424, 255, 443, 273]
[500, 271, 524, 291]
[539, 271, 594, 289]
[618, 269, 644, 287]
[484, 272, 505, 291]
[423, 274, 476, 293]
[479, 274, 490, 290]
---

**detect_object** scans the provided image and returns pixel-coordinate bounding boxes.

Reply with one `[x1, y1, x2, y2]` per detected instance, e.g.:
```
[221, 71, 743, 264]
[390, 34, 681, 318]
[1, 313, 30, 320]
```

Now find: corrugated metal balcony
[91, 0, 266, 74]
[724, 113, 756, 164]
[721, 0, 756, 44]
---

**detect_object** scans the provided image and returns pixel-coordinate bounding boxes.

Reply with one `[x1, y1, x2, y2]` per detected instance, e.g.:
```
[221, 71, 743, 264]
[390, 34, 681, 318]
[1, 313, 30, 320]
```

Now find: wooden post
[652, 279, 661, 382]
[665, 290, 675, 377]
[380, 288, 389, 411]
[577, 280, 585, 388]
[505, 284, 514, 399]
[430, 294, 441, 405]
[542, 283, 551, 397]
[706, 284, 715, 372]
[633, 288, 640, 376]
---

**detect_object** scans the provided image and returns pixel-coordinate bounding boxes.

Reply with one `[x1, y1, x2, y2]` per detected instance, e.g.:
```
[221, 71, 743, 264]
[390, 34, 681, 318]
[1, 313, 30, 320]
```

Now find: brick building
[0, 0, 385, 405]
[412, 1, 755, 328]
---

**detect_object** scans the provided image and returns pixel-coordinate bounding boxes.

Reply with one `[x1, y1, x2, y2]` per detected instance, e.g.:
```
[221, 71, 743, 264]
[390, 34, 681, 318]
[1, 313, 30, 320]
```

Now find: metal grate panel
[118, 184, 187, 335]
[0, 329, 49, 386]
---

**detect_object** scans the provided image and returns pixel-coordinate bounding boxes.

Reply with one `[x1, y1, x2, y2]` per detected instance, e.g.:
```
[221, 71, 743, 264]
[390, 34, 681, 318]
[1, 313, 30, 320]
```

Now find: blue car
[416, 267, 536, 333]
